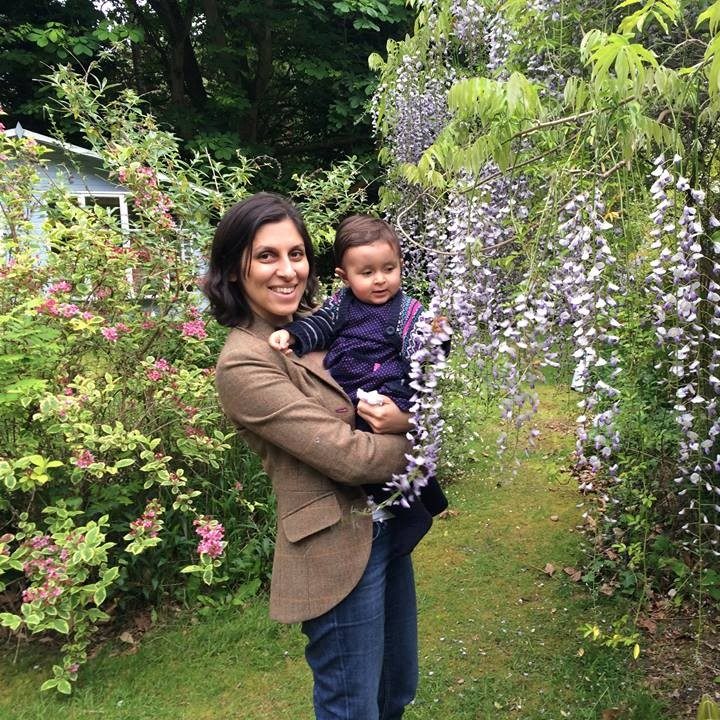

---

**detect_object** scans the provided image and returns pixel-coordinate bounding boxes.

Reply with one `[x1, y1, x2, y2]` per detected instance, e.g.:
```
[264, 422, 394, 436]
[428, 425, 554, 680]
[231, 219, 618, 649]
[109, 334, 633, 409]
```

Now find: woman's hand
[357, 395, 412, 434]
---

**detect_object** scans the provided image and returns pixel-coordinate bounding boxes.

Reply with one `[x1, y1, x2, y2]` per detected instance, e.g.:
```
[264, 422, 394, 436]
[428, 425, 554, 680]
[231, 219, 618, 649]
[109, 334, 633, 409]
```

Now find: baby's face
[336, 240, 402, 305]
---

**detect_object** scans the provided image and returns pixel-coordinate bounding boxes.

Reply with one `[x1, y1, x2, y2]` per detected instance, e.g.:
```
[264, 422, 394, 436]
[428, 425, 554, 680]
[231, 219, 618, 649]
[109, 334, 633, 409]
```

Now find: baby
[269, 215, 448, 556]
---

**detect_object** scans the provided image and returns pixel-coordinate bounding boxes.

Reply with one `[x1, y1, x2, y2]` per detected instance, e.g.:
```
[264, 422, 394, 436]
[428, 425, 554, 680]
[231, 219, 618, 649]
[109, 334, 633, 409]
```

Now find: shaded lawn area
[1, 387, 668, 719]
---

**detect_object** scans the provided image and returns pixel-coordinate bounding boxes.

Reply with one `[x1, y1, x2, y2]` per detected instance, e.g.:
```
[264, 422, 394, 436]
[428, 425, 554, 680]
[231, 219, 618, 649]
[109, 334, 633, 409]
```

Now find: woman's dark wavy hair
[204, 192, 318, 327]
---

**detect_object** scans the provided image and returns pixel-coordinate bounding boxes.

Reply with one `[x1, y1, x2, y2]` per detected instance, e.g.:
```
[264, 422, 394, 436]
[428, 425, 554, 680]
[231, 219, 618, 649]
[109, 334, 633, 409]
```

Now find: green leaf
[49, 618, 70, 634]
[57, 679, 72, 695]
[40, 679, 58, 692]
[0, 612, 22, 631]
[697, 1, 720, 35]
[93, 586, 106, 605]
[697, 694, 720, 720]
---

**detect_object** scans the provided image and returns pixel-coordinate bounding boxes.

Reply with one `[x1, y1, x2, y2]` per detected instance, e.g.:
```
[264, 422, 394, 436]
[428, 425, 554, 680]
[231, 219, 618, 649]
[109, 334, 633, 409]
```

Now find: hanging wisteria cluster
[450, 0, 487, 61]
[384, 302, 452, 504]
[645, 154, 720, 554]
[372, 46, 455, 165]
[543, 191, 623, 488]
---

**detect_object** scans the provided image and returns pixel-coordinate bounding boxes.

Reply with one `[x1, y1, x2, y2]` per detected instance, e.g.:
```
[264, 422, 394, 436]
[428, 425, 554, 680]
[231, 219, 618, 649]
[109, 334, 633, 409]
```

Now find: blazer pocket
[281, 492, 342, 543]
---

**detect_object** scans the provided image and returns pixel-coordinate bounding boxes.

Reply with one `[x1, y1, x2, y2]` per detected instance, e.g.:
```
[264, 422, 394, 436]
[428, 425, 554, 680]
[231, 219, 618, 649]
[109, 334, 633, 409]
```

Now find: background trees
[0, 0, 413, 180]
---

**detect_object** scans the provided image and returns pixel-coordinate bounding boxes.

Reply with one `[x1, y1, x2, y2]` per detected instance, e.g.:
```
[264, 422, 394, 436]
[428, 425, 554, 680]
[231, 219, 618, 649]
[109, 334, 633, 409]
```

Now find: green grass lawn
[1, 386, 668, 719]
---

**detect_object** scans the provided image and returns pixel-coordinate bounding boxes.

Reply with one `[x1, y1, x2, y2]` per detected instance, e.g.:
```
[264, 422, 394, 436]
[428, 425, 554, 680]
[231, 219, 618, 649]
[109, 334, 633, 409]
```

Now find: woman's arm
[216, 345, 410, 486]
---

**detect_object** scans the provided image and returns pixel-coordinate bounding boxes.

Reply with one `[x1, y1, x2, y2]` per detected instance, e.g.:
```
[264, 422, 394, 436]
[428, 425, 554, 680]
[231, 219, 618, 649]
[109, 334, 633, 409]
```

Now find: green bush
[0, 66, 279, 692]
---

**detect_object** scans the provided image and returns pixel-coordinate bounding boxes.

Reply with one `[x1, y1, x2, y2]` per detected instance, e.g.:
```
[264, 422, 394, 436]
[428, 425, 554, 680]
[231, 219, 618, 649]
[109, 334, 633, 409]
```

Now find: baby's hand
[269, 330, 295, 355]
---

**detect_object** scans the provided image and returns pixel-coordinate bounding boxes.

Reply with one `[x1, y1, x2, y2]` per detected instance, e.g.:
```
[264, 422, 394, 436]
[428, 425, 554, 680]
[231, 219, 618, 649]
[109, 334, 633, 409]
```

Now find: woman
[204, 192, 423, 720]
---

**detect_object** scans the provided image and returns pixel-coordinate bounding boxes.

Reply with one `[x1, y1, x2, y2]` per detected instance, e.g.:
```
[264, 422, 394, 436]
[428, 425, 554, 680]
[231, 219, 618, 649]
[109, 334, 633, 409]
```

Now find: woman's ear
[335, 267, 350, 286]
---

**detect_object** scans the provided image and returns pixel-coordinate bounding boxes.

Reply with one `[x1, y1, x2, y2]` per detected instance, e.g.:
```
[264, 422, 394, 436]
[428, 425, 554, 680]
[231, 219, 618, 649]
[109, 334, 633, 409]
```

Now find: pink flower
[100, 326, 119, 342]
[146, 358, 174, 381]
[48, 281, 72, 294]
[73, 449, 96, 468]
[28, 535, 52, 550]
[193, 517, 225, 559]
[115, 322, 130, 333]
[81, 311, 94, 320]
[59, 303, 80, 318]
[127, 499, 163, 539]
[181, 319, 207, 340]
[37, 298, 60, 316]
[63, 387, 74, 396]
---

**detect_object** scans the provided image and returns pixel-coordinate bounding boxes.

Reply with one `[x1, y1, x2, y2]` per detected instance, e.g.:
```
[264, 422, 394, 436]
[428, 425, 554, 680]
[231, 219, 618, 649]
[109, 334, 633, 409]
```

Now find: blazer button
[384, 326, 395, 336]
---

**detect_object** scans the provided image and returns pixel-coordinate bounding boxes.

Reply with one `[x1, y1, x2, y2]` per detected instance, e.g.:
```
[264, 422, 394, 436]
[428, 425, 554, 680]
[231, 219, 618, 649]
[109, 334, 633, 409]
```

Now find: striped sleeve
[284, 291, 343, 356]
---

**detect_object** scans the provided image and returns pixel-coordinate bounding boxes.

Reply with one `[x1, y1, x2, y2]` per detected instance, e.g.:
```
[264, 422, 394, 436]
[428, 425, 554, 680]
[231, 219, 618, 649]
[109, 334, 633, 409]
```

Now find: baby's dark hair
[333, 215, 402, 267]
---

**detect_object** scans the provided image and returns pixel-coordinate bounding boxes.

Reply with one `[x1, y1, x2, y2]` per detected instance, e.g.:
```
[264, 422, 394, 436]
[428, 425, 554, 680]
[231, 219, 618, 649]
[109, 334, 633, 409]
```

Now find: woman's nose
[277, 256, 296, 278]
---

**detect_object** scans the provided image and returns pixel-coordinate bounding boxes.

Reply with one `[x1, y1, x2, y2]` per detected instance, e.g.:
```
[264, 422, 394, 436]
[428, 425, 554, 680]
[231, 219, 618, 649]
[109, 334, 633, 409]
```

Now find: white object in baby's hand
[357, 389, 384, 406]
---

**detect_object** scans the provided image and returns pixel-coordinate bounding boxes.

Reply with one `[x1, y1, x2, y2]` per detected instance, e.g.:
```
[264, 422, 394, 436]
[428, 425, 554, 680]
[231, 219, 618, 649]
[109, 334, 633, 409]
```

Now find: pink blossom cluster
[146, 357, 175, 381]
[37, 297, 61, 316]
[100, 323, 130, 342]
[182, 404, 199, 418]
[73, 449, 96, 468]
[37, 296, 93, 321]
[117, 165, 175, 230]
[184, 425, 207, 438]
[181, 318, 207, 340]
[21, 534, 76, 606]
[128, 499, 164, 539]
[48, 280, 72, 294]
[193, 516, 225, 559]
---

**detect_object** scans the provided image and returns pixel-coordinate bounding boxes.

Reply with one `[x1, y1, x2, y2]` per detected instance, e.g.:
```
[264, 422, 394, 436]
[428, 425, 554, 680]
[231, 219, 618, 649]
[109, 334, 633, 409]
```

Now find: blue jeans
[301, 521, 419, 720]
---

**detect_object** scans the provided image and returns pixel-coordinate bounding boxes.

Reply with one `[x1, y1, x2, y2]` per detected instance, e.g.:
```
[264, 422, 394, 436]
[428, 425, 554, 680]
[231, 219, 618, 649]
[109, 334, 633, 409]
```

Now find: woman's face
[240, 218, 310, 326]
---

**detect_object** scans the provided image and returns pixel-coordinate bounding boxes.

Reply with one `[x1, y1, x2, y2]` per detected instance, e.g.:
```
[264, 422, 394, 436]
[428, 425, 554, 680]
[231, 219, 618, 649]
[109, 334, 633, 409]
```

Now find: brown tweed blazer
[215, 316, 409, 624]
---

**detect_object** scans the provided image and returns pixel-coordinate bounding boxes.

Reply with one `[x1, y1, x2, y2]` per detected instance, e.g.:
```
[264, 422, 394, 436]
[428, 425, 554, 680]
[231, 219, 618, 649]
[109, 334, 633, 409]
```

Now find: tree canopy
[0, 0, 413, 180]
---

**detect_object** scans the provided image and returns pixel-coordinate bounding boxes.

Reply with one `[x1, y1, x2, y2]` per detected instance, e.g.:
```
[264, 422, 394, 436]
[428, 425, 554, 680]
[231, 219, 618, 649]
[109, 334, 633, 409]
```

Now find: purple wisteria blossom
[645, 154, 720, 554]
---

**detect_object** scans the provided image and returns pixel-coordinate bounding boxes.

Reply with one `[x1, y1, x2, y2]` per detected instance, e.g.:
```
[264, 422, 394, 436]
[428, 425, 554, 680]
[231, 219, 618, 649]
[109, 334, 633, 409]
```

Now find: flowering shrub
[372, 0, 720, 605]
[0, 68, 284, 692]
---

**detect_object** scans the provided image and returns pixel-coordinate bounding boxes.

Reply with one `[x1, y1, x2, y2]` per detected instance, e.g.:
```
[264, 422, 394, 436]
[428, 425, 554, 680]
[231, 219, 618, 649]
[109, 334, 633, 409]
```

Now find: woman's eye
[290, 250, 305, 260]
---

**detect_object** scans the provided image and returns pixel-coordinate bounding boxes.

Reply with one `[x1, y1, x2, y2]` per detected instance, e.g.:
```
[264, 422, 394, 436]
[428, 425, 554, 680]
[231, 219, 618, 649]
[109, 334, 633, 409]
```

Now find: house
[2, 122, 132, 239]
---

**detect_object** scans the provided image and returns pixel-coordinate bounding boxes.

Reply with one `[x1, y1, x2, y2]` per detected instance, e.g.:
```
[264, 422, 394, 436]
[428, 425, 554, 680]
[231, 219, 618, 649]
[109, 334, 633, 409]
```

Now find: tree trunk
[241, 0, 274, 143]
[145, 0, 207, 134]
[202, 0, 226, 48]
